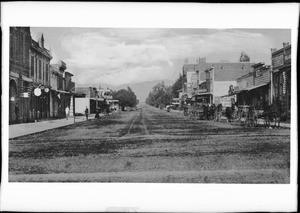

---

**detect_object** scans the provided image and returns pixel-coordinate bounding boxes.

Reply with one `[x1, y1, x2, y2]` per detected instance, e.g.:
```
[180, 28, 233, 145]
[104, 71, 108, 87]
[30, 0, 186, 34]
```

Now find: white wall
[75, 97, 89, 114]
[214, 81, 236, 97]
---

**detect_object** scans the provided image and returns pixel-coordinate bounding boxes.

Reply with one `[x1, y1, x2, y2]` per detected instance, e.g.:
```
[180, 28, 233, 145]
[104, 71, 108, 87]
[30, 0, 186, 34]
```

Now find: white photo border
[1, 2, 298, 212]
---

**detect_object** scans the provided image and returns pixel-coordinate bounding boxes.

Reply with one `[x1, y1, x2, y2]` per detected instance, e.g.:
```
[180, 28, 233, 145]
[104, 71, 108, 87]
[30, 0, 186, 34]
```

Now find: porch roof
[246, 83, 269, 91]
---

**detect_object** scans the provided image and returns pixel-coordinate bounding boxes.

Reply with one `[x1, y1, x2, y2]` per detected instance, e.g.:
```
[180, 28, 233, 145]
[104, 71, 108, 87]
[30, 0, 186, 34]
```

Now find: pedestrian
[95, 109, 100, 119]
[15, 103, 19, 123]
[65, 106, 70, 120]
[85, 106, 89, 121]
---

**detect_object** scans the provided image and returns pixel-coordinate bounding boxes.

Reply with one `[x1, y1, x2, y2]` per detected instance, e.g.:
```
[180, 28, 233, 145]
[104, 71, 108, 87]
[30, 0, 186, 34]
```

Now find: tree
[172, 73, 185, 97]
[113, 87, 139, 110]
[146, 81, 173, 108]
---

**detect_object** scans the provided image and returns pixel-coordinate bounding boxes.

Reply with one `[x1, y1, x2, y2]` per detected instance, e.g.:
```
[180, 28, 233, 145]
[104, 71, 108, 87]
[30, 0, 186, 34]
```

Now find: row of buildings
[9, 27, 76, 124]
[180, 43, 291, 122]
[9, 27, 118, 124]
[74, 86, 119, 115]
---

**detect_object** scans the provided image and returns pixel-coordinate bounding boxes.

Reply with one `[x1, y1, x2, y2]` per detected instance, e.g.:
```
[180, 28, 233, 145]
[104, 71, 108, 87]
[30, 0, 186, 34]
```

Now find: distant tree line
[146, 74, 185, 108]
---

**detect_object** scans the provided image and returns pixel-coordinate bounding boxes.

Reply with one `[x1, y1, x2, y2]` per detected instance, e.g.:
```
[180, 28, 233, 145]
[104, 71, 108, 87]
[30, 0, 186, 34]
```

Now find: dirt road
[9, 104, 290, 183]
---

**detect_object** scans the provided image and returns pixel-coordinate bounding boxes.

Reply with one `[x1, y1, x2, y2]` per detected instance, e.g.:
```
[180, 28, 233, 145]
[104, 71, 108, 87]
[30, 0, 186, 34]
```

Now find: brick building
[9, 27, 32, 124]
[29, 34, 53, 121]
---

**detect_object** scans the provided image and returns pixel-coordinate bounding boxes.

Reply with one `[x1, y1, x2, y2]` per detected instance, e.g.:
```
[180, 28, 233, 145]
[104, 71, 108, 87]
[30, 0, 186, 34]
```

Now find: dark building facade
[9, 27, 77, 123]
[9, 27, 32, 124]
[235, 62, 271, 109]
[29, 34, 53, 120]
[271, 43, 291, 121]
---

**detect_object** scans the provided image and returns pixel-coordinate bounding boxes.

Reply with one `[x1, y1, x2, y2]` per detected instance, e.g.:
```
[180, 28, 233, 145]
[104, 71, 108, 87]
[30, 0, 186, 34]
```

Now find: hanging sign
[34, 88, 42, 96]
[44, 88, 49, 93]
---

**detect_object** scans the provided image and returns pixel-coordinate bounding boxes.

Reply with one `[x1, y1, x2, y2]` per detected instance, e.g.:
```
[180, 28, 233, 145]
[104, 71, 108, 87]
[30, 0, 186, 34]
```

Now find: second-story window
[30, 56, 34, 77]
[42, 61, 44, 82]
[14, 34, 17, 61]
[39, 59, 42, 79]
[45, 64, 48, 83]
[9, 31, 13, 60]
[35, 57, 37, 80]
[22, 33, 26, 64]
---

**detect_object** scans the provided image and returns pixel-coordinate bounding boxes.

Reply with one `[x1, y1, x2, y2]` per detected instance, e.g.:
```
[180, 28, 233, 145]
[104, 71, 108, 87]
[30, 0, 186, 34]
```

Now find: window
[42, 62, 44, 81]
[9, 32, 13, 60]
[14, 34, 17, 61]
[35, 57, 38, 79]
[39, 59, 42, 79]
[31, 56, 34, 77]
[255, 69, 262, 77]
[22, 33, 26, 64]
[45, 64, 49, 82]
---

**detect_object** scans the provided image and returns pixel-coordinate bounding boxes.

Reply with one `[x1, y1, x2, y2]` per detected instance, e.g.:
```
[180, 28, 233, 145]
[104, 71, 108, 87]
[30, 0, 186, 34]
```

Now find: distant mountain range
[96, 79, 174, 103]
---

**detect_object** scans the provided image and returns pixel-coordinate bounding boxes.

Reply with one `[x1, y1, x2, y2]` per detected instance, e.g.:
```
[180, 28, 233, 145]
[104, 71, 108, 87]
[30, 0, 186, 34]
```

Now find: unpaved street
[9, 104, 290, 183]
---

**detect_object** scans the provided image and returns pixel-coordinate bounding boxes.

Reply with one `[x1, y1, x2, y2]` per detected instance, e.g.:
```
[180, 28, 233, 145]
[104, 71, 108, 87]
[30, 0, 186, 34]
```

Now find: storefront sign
[255, 69, 262, 77]
[272, 54, 284, 68]
[198, 89, 207, 93]
[20, 92, 29, 98]
[34, 88, 42, 96]
[220, 96, 233, 107]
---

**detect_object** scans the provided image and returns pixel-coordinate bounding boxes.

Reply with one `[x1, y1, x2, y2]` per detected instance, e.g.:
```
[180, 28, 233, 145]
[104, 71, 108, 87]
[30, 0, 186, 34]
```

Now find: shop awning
[246, 83, 269, 91]
[233, 89, 247, 94]
[195, 92, 212, 96]
[90, 97, 105, 101]
[55, 90, 71, 94]
[106, 99, 119, 103]
[220, 94, 236, 98]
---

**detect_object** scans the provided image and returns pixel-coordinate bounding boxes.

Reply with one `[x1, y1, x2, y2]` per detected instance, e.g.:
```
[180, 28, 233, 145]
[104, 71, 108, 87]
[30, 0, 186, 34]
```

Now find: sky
[30, 28, 291, 87]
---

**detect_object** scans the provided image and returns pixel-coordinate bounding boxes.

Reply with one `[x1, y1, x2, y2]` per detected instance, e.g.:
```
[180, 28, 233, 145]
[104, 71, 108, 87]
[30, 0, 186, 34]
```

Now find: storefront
[30, 84, 51, 120]
[272, 43, 291, 121]
[192, 92, 213, 105]
[235, 83, 269, 109]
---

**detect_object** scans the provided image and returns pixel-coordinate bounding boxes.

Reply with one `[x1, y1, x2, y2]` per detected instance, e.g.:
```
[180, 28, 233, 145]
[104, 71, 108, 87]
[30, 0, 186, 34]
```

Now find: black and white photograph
[7, 27, 292, 183]
[1, 2, 298, 212]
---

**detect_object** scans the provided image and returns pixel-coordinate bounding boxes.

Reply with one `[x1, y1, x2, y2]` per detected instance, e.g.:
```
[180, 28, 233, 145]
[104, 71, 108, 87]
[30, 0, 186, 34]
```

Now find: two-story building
[9, 27, 76, 123]
[9, 27, 32, 124]
[234, 62, 271, 109]
[29, 34, 53, 121]
[271, 43, 291, 121]
[50, 61, 75, 118]
[182, 57, 255, 105]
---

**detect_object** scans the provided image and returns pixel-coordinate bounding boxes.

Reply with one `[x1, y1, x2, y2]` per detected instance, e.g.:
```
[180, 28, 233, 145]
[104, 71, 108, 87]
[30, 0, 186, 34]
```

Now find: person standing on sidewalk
[85, 106, 89, 121]
[65, 106, 70, 120]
